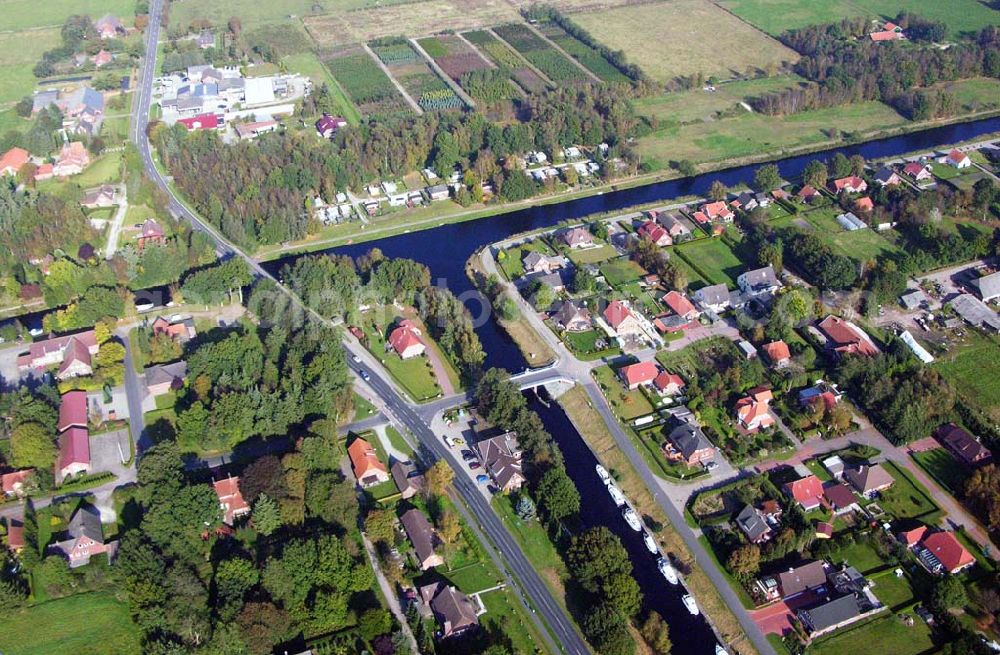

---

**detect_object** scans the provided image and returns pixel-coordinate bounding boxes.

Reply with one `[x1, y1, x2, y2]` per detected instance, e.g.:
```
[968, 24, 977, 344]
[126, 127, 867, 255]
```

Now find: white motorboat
[642, 531, 657, 554]
[595, 464, 611, 484]
[607, 483, 626, 507]
[657, 557, 678, 585]
[682, 594, 699, 615]
[715, 644, 729, 655]
[622, 507, 641, 531]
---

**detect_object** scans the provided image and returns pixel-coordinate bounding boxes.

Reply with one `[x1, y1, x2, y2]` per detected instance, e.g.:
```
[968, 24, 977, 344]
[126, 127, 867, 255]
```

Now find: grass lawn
[0, 590, 141, 655]
[929, 162, 971, 181]
[360, 320, 442, 401]
[561, 328, 619, 359]
[281, 52, 362, 125]
[911, 448, 969, 497]
[721, 0, 1000, 37]
[492, 495, 566, 581]
[934, 331, 1000, 423]
[878, 461, 941, 522]
[806, 607, 934, 655]
[870, 570, 915, 610]
[384, 425, 412, 456]
[634, 74, 811, 126]
[498, 239, 557, 280]
[566, 243, 618, 265]
[826, 540, 884, 573]
[669, 252, 711, 290]
[0, 28, 63, 106]
[599, 256, 646, 286]
[351, 391, 377, 422]
[168, 0, 335, 30]
[571, 0, 797, 82]
[592, 365, 655, 420]
[673, 237, 745, 287]
[805, 459, 833, 482]
[636, 100, 907, 169]
[2, 0, 136, 30]
[37, 150, 124, 193]
[798, 205, 904, 262]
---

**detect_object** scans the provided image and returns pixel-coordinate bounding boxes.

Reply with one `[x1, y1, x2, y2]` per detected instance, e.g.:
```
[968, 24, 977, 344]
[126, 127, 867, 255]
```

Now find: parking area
[90, 428, 131, 475]
[433, 411, 495, 499]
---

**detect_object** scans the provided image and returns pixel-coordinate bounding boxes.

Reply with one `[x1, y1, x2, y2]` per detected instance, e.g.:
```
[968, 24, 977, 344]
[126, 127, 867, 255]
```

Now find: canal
[258, 116, 1000, 655]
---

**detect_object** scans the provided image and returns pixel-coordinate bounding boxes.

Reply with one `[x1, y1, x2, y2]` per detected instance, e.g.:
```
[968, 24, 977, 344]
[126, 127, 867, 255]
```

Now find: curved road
[133, 3, 588, 653]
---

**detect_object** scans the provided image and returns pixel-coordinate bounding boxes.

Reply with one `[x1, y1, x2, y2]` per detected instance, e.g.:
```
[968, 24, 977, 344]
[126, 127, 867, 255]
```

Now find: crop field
[322, 47, 410, 116]
[537, 22, 629, 83]
[464, 29, 548, 93]
[0, 28, 62, 107]
[373, 41, 462, 112]
[673, 238, 745, 287]
[418, 35, 491, 81]
[493, 23, 589, 83]
[282, 52, 361, 123]
[635, 100, 907, 168]
[304, 0, 521, 48]
[720, 0, 1000, 37]
[571, 0, 797, 83]
[1, 0, 136, 30]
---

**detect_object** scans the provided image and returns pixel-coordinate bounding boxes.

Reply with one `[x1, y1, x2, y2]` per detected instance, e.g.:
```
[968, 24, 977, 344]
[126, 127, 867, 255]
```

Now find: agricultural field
[673, 238, 745, 287]
[304, 0, 520, 48]
[635, 100, 907, 168]
[798, 206, 905, 262]
[934, 331, 1000, 423]
[0, 591, 141, 655]
[169, 0, 416, 31]
[493, 23, 589, 83]
[571, 0, 798, 83]
[1, 0, 136, 30]
[372, 40, 462, 112]
[0, 28, 62, 107]
[464, 29, 548, 93]
[720, 0, 1000, 38]
[417, 35, 490, 81]
[537, 22, 630, 83]
[281, 52, 361, 124]
[322, 47, 410, 116]
[415, 34, 518, 108]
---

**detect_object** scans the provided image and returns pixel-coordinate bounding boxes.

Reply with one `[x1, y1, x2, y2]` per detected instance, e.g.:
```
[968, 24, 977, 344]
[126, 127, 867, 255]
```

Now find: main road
[133, 3, 588, 653]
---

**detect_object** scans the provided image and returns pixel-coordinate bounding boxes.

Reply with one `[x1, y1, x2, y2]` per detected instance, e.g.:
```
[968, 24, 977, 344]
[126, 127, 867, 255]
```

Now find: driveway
[90, 428, 132, 476]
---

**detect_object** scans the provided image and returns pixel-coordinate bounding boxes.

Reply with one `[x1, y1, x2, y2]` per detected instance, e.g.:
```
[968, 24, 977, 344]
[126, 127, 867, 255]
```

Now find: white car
[352, 354, 361, 363]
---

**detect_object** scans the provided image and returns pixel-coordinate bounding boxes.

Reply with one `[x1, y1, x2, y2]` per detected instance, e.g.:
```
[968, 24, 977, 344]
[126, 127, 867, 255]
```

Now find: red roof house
[57, 337, 95, 379]
[854, 197, 874, 213]
[1, 469, 34, 497]
[870, 29, 904, 41]
[797, 185, 820, 202]
[53, 141, 90, 177]
[388, 320, 426, 359]
[898, 525, 929, 547]
[817, 316, 879, 357]
[701, 201, 734, 222]
[903, 162, 933, 181]
[58, 427, 91, 479]
[785, 475, 824, 510]
[58, 390, 89, 432]
[348, 437, 390, 488]
[17, 330, 98, 376]
[761, 340, 791, 368]
[945, 149, 971, 169]
[921, 531, 975, 574]
[831, 176, 868, 194]
[0, 147, 30, 176]
[653, 371, 684, 396]
[91, 49, 113, 67]
[637, 220, 672, 246]
[214, 477, 250, 525]
[33, 163, 54, 181]
[735, 387, 775, 432]
[603, 300, 642, 338]
[316, 113, 347, 138]
[664, 291, 698, 319]
[619, 361, 658, 390]
[6, 520, 24, 552]
[177, 113, 220, 131]
[152, 315, 196, 341]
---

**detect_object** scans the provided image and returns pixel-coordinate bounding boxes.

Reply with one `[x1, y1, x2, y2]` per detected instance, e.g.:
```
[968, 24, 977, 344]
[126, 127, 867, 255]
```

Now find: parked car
[461, 450, 477, 461]
[476, 474, 490, 484]
[468, 462, 481, 470]
[453, 438, 466, 446]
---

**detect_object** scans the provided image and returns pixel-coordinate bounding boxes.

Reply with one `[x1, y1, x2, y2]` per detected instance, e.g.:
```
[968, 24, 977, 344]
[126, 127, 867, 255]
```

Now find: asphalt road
[133, 6, 586, 652]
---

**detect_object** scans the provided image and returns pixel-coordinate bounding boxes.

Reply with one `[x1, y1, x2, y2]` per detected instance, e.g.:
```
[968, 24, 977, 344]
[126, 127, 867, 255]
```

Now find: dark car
[359, 370, 370, 381]
[468, 462, 481, 470]
[461, 450, 477, 461]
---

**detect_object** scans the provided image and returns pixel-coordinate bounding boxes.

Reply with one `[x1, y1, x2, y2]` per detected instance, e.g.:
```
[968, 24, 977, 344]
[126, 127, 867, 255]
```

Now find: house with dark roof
[693, 283, 730, 313]
[560, 227, 594, 249]
[523, 251, 562, 275]
[899, 289, 928, 311]
[145, 361, 187, 397]
[777, 560, 828, 598]
[476, 432, 525, 493]
[419, 581, 480, 638]
[664, 420, 715, 467]
[844, 464, 894, 498]
[823, 482, 859, 515]
[798, 594, 865, 636]
[657, 212, 690, 239]
[873, 167, 902, 187]
[735, 504, 772, 544]
[553, 301, 591, 332]
[48, 505, 110, 567]
[737, 266, 782, 298]
[401, 509, 444, 570]
[971, 271, 1000, 304]
[391, 460, 424, 500]
[935, 424, 992, 467]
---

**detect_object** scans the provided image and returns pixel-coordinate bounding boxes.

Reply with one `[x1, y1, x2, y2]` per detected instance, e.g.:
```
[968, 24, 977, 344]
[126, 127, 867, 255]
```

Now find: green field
[566, 243, 617, 265]
[798, 206, 904, 262]
[673, 238, 745, 287]
[934, 77, 1000, 114]
[0, 591, 141, 655]
[721, 0, 1000, 37]
[807, 609, 934, 655]
[911, 448, 969, 497]
[870, 570, 916, 609]
[1, 0, 136, 30]
[636, 100, 907, 168]
[0, 28, 62, 106]
[281, 52, 361, 124]
[599, 256, 646, 286]
[826, 540, 884, 573]
[571, 0, 797, 83]
[168, 0, 341, 30]
[934, 331, 1000, 423]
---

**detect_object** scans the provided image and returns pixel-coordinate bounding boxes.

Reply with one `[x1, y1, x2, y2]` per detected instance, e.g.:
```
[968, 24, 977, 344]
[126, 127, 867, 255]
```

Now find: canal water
[259, 116, 1000, 654]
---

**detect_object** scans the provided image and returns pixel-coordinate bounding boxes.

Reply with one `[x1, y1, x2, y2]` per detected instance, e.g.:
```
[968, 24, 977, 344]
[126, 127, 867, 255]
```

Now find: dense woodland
[750, 17, 1000, 120]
